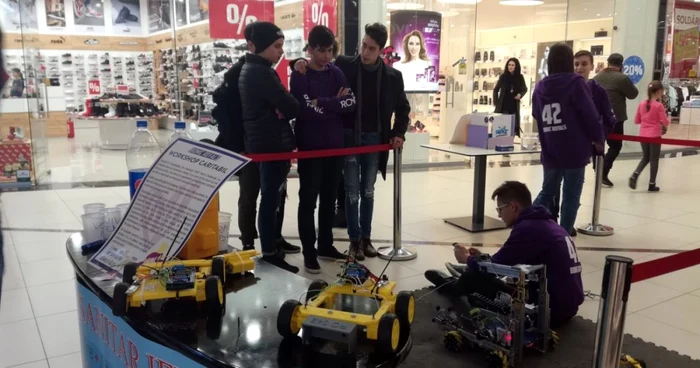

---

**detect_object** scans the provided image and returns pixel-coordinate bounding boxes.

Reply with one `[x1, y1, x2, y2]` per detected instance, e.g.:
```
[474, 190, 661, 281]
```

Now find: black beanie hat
[245, 22, 284, 54]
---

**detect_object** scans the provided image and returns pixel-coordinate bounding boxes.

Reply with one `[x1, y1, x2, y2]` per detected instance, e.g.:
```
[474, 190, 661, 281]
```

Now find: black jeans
[635, 142, 661, 184]
[238, 162, 287, 252]
[604, 122, 625, 177]
[297, 157, 343, 258]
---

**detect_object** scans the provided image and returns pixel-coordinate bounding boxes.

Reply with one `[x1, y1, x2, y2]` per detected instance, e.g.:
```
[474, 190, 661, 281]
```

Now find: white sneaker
[104, 105, 116, 118]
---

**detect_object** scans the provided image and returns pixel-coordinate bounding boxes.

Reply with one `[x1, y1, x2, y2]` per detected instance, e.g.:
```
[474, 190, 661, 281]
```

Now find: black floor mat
[403, 288, 700, 367]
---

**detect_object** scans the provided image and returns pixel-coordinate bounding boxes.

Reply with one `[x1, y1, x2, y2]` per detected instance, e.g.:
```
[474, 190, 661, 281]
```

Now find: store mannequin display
[392, 30, 431, 91]
[10, 68, 24, 98]
[493, 58, 527, 136]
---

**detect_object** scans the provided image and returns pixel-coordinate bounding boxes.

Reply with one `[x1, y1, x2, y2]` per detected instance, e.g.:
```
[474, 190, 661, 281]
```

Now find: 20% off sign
[304, 0, 337, 35]
[209, 0, 275, 39]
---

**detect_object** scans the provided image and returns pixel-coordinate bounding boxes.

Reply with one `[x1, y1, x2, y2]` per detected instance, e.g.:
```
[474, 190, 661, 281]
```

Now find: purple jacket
[468, 206, 584, 325]
[289, 64, 356, 151]
[533, 73, 605, 169]
[588, 79, 617, 137]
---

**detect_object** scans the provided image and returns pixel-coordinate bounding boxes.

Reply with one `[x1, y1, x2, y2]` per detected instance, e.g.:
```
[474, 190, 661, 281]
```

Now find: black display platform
[67, 233, 411, 368]
[404, 288, 700, 367]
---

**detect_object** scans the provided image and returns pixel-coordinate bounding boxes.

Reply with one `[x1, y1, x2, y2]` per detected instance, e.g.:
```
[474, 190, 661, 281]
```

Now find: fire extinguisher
[67, 118, 75, 138]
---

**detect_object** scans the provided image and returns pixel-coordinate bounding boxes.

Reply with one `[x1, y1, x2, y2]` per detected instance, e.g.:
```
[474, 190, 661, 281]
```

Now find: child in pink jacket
[629, 81, 669, 192]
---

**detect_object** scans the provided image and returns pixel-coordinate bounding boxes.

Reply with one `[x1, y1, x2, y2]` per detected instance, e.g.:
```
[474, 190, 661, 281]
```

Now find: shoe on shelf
[628, 173, 638, 190]
[648, 184, 660, 192]
[361, 238, 378, 258]
[602, 177, 613, 188]
[445, 262, 467, 277]
[262, 254, 299, 274]
[318, 246, 346, 261]
[349, 240, 365, 261]
[424, 270, 455, 295]
[276, 238, 301, 254]
[304, 257, 322, 274]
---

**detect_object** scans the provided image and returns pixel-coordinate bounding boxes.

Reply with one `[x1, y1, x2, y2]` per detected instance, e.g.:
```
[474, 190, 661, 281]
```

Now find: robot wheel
[443, 331, 464, 353]
[486, 350, 509, 368]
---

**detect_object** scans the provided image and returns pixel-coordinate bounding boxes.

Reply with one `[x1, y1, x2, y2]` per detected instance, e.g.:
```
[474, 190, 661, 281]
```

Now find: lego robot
[277, 257, 415, 354]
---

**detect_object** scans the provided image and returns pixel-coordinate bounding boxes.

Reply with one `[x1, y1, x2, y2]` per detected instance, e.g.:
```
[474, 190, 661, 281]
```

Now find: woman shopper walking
[494, 57, 528, 136]
[629, 81, 669, 192]
[531, 43, 605, 235]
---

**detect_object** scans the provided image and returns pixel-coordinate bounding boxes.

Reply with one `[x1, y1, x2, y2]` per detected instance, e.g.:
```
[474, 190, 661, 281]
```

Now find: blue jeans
[533, 168, 585, 234]
[344, 130, 381, 241]
[258, 160, 290, 256]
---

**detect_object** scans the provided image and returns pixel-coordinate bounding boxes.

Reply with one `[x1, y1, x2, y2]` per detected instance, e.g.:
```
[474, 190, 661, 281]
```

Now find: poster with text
[389, 11, 441, 93]
[1, 0, 38, 32]
[111, 0, 142, 35]
[147, 0, 171, 33]
[73, 0, 106, 33]
[45, 0, 66, 28]
[671, 2, 700, 78]
[189, 0, 209, 23]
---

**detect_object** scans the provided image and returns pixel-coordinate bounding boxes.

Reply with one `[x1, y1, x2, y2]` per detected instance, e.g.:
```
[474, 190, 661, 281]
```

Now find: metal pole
[591, 256, 633, 368]
[578, 155, 614, 236]
[378, 148, 417, 261]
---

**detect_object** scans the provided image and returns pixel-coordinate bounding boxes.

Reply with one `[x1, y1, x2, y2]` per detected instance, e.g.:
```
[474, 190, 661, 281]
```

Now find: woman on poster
[493, 57, 528, 136]
[393, 30, 432, 91]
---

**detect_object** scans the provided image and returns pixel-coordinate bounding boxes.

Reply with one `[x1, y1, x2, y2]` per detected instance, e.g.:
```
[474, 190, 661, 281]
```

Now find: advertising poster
[111, 0, 142, 35]
[175, 0, 188, 27]
[389, 11, 442, 93]
[535, 40, 573, 83]
[73, 0, 106, 34]
[45, 0, 66, 28]
[147, 0, 171, 33]
[189, 0, 209, 23]
[303, 0, 337, 35]
[77, 283, 207, 368]
[671, 2, 700, 78]
[1, 0, 38, 31]
[209, 0, 274, 39]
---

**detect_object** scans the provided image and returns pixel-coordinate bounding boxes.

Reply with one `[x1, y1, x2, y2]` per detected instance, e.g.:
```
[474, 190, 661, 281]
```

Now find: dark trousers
[297, 156, 343, 258]
[635, 142, 661, 184]
[238, 162, 287, 251]
[603, 122, 625, 177]
[336, 173, 345, 212]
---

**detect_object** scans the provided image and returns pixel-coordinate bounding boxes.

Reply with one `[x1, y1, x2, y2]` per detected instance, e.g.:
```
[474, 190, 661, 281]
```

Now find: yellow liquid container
[178, 193, 220, 260]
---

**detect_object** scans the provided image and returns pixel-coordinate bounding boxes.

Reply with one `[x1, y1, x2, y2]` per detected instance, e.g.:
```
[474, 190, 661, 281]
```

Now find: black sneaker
[276, 238, 301, 254]
[262, 255, 299, 274]
[362, 238, 378, 258]
[570, 228, 577, 237]
[602, 177, 614, 187]
[304, 257, 322, 274]
[101, 59, 110, 65]
[628, 174, 638, 190]
[648, 184, 660, 192]
[242, 244, 255, 251]
[349, 241, 365, 261]
[318, 246, 346, 261]
[424, 270, 455, 295]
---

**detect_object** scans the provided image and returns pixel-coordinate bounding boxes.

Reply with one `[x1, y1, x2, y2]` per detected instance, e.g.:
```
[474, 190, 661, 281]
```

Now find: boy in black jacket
[239, 22, 300, 273]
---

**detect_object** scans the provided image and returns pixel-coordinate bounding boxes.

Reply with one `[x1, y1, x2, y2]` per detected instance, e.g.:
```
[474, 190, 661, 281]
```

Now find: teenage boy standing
[293, 23, 411, 260]
[290, 26, 356, 273]
[239, 22, 300, 273]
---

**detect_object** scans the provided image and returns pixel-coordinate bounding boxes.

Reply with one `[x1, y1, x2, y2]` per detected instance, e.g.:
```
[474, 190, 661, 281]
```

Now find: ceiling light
[386, 2, 425, 10]
[499, 0, 544, 5]
[438, 0, 482, 4]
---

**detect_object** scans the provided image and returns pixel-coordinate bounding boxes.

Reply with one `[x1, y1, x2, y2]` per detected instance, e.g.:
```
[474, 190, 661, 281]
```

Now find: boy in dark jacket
[425, 181, 584, 328]
[239, 22, 300, 273]
[290, 26, 356, 273]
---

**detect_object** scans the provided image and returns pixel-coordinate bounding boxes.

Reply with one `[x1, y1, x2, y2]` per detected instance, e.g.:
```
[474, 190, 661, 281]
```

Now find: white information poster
[89, 138, 250, 274]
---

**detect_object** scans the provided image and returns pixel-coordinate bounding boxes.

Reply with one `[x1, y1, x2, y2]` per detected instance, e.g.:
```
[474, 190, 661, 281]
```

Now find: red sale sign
[88, 80, 101, 95]
[303, 0, 337, 35]
[209, 0, 275, 39]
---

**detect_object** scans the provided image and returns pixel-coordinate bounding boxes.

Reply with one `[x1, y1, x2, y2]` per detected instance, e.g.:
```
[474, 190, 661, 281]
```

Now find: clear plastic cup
[101, 208, 122, 239]
[81, 212, 106, 244]
[83, 203, 106, 214]
[116, 203, 130, 218]
[218, 212, 232, 252]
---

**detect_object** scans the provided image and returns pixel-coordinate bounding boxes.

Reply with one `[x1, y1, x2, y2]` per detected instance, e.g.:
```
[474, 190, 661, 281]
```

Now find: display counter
[67, 233, 412, 368]
[73, 116, 165, 150]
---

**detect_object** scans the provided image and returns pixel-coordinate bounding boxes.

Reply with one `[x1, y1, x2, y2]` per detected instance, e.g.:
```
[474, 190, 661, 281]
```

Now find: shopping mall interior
[2, 0, 700, 367]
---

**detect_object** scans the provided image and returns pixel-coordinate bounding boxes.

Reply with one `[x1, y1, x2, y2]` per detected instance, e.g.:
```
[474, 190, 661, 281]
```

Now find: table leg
[444, 156, 507, 232]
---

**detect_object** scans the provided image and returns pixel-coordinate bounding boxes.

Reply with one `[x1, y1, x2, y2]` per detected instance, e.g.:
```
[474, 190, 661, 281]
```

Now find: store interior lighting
[498, 0, 545, 5]
[438, 0, 482, 4]
[386, 2, 426, 10]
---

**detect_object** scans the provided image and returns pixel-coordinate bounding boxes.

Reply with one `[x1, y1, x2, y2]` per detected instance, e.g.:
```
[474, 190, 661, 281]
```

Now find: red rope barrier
[631, 247, 700, 283]
[608, 134, 700, 148]
[246, 144, 392, 162]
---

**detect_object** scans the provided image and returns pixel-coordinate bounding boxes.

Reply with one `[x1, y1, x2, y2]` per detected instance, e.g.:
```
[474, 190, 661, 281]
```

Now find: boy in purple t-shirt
[289, 26, 356, 273]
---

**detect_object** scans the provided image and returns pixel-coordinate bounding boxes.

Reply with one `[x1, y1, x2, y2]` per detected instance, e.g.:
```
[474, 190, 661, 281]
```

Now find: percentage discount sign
[88, 80, 100, 95]
[210, 0, 275, 39]
[304, 0, 337, 35]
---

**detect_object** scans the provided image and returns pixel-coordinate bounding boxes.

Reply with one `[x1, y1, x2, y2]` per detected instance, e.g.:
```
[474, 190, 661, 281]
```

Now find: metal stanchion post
[591, 256, 633, 368]
[378, 147, 417, 261]
[578, 155, 614, 236]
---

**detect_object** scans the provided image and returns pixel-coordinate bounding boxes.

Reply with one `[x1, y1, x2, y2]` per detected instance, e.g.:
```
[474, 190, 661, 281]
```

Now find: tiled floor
[3, 152, 700, 367]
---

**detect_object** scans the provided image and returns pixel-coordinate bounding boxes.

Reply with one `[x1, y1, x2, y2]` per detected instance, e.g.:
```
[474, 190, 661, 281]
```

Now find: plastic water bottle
[168, 121, 192, 145]
[126, 120, 162, 198]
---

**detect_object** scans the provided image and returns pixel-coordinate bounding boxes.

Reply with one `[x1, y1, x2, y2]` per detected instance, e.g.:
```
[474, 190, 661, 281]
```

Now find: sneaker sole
[318, 255, 345, 261]
[304, 267, 322, 274]
[283, 248, 301, 254]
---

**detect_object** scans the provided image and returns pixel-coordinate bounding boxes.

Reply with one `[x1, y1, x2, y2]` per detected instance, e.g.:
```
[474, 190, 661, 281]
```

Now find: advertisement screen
[389, 11, 442, 93]
[670, 2, 700, 78]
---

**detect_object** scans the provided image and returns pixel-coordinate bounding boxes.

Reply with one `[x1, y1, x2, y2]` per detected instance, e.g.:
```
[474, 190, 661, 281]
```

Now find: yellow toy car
[112, 249, 259, 317]
[276, 260, 415, 354]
